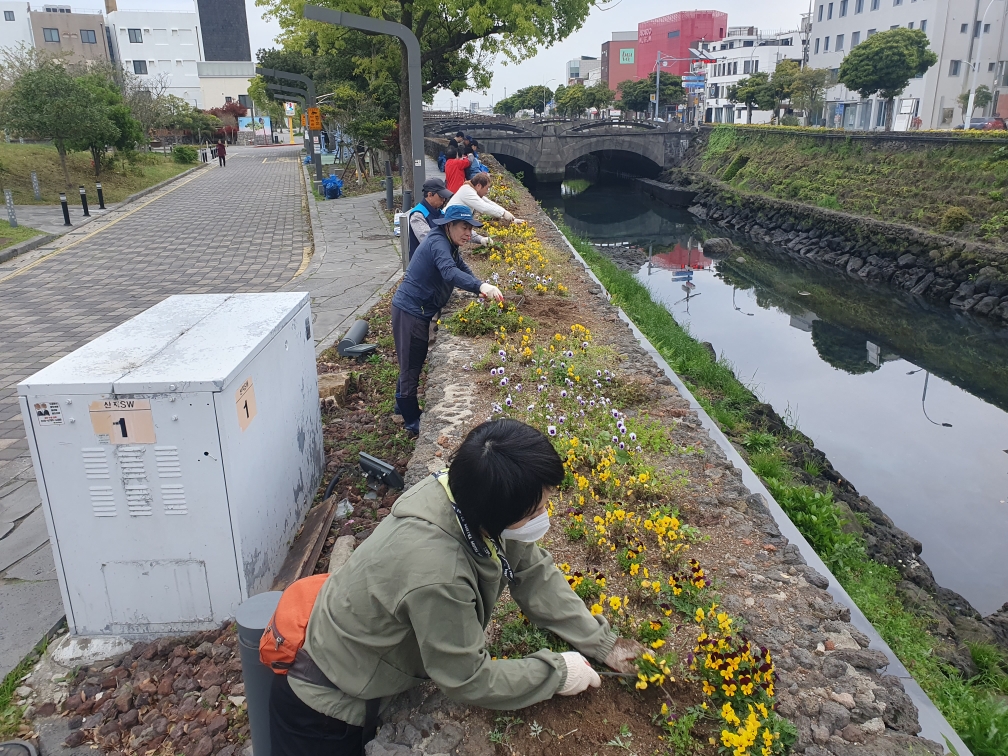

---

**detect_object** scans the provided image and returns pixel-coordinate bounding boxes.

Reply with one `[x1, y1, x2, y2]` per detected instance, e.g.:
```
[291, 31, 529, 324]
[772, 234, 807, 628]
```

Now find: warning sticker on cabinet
[236, 378, 257, 431]
[33, 402, 63, 426]
[89, 399, 156, 444]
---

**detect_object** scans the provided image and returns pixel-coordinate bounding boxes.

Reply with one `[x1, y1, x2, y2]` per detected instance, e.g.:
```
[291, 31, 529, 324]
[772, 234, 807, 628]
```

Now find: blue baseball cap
[432, 204, 483, 227]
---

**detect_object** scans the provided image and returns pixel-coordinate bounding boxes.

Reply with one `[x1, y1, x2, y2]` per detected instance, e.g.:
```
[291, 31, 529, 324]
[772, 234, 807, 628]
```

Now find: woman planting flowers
[269, 419, 644, 756]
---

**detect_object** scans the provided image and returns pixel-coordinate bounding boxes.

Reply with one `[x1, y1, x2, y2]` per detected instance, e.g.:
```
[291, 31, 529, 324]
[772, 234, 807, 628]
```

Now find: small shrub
[988, 190, 1004, 202]
[721, 154, 750, 182]
[172, 145, 198, 164]
[780, 114, 800, 126]
[940, 206, 973, 231]
[444, 300, 530, 336]
[742, 431, 777, 454]
[818, 194, 842, 210]
[749, 449, 788, 480]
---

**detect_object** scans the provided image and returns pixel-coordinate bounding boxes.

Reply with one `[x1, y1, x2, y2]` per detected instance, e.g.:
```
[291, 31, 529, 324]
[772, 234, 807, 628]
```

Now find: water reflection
[533, 180, 1008, 615]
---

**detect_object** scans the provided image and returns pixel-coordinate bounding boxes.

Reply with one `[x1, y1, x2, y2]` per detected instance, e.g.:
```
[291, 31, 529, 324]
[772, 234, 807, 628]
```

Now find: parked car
[954, 117, 1007, 130]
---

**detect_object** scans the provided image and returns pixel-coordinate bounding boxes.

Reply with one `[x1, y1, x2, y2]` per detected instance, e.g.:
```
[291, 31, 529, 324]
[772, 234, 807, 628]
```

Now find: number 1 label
[235, 378, 257, 431]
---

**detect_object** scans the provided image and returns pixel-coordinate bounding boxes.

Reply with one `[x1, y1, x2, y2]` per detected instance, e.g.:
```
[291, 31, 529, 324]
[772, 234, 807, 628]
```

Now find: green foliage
[488, 602, 569, 658]
[0, 61, 116, 187]
[838, 28, 937, 129]
[730, 72, 772, 122]
[172, 145, 198, 164]
[444, 300, 530, 336]
[790, 67, 830, 119]
[940, 206, 973, 231]
[721, 153, 750, 182]
[616, 72, 683, 116]
[742, 431, 777, 454]
[705, 124, 738, 158]
[959, 85, 994, 119]
[494, 85, 554, 116]
[554, 82, 588, 118]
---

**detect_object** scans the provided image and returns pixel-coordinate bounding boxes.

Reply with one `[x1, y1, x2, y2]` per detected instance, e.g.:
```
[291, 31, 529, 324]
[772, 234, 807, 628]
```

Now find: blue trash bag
[303, 155, 312, 164]
[437, 152, 447, 173]
[321, 175, 343, 199]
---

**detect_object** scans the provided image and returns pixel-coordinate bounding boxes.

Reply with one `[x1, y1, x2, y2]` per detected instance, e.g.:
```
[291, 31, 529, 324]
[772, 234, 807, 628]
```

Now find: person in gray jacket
[269, 419, 643, 756]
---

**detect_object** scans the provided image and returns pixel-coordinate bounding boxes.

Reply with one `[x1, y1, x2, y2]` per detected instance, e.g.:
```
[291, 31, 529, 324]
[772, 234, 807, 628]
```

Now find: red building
[636, 10, 727, 79]
[601, 31, 639, 91]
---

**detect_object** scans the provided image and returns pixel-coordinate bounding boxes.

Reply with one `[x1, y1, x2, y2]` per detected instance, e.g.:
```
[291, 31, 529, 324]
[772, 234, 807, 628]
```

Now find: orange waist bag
[259, 573, 329, 674]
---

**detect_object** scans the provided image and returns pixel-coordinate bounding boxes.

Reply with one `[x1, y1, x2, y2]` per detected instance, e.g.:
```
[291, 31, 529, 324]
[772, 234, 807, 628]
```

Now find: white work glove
[502, 211, 515, 224]
[557, 651, 601, 696]
[479, 282, 504, 302]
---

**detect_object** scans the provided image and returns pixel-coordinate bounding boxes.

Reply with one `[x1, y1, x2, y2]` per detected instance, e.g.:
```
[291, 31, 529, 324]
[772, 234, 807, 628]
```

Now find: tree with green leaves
[727, 72, 770, 123]
[70, 73, 144, 177]
[649, 71, 684, 117]
[617, 79, 650, 117]
[0, 61, 113, 187]
[493, 96, 520, 117]
[555, 83, 588, 118]
[838, 27, 937, 130]
[768, 59, 800, 122]
[790, 67, 830, 124]
[260, 0, 597, 194]
[958, 85, 993, 122]
[585, 80, 615, 113]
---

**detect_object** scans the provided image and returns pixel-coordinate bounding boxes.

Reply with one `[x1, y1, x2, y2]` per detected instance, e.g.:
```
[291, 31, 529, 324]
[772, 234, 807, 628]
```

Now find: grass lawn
[0, 219, 41, 251]
[0, 143, 191, 205]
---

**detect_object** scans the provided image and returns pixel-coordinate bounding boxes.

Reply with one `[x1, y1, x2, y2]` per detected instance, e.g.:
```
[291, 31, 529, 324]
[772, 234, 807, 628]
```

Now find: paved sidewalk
[0, 147, 405, 677]
[0, 146, 306, 676]
[290, 166, 403, 355]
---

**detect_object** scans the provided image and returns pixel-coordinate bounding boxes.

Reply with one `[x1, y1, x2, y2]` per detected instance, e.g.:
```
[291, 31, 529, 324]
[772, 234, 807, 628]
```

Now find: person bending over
[446, 173, 525, 246]
[269, 419, 643, 756]
[390, 204, 502, 435]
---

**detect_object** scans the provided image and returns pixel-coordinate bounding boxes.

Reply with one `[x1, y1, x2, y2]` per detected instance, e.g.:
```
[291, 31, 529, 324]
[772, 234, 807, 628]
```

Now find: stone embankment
[667, 174, 1008, 325]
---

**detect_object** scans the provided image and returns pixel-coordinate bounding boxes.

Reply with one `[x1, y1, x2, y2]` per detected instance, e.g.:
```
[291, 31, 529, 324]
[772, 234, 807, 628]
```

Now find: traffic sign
[307, 107, 322, 131]
[301, 113, 306, 127]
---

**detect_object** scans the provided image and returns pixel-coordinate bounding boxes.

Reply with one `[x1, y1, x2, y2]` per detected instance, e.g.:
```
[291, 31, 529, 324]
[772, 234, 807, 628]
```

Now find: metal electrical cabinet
[18, 293, 323, 636]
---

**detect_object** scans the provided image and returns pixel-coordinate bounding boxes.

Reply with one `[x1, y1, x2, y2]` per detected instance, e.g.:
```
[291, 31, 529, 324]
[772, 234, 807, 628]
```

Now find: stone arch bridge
[424, 117, 696, 182]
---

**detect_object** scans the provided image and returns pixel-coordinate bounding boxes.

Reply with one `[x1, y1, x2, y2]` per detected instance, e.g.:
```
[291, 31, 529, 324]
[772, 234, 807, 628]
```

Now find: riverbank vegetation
[692, 124, 1008, 248]
[560, 222, 1008, 756]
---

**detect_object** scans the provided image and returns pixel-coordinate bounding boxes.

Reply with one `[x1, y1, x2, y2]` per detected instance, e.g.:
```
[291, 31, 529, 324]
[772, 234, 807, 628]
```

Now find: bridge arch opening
[491, 153, 536, 181]
[565, 150, 663, 182]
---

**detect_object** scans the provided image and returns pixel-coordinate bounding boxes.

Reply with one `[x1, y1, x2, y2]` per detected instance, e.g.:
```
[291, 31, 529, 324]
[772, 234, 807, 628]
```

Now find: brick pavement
[0, 146, 307, 675]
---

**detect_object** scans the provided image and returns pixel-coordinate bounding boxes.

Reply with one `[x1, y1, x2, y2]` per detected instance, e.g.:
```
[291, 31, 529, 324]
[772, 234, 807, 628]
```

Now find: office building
[105, 7, 202, 106]
[602, 31, 638, 90]
[637, 10, 727, 79]
[567, 55, 600, 85]
[198, 60, 254, 109]
[811, 0, 1008, 130]
[194, 0, 249, 62]
[29, 4, 109, 64]
[704, 26, 802, 123]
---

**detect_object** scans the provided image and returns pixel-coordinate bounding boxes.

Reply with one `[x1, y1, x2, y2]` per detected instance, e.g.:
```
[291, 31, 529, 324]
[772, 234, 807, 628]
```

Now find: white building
[811, 0, 1008, 130]
[0, 1, 36, 52]
[105, 9, 203, 107]
[567, 55, 601, 85]
[704, 26, 803, 123]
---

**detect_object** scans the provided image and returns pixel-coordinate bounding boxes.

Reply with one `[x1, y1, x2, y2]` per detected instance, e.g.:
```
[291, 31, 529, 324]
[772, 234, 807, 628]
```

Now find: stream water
[533, 179, 1008, 617]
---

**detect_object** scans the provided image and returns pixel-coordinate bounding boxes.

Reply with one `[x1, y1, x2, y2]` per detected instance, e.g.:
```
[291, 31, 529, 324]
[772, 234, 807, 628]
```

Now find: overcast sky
[122, 0, 810, 108]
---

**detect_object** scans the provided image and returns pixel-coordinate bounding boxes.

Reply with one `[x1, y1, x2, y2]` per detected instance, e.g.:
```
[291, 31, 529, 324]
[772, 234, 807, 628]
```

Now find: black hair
[462, 144, 473, 156]
[448, 419, 564, 539]
[456, 131, 465, 137]
[446, 143, 458, 159]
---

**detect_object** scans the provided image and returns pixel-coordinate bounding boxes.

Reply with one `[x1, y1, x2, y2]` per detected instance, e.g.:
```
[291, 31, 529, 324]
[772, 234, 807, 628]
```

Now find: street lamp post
[542, 78, 557, 118]
[653, 54, 703, 122]
[966, 0, 1004, 128]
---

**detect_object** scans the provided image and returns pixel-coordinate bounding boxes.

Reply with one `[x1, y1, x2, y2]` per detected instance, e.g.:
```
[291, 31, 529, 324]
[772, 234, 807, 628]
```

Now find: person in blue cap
[391, 205, 503, 435]
[407, 177, 452, 260]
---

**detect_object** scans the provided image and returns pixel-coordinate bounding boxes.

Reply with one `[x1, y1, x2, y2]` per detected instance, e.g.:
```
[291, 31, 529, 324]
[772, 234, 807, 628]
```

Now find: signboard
[307, 107, 322, 131]
[284, 101, 296, 117]
[650, 94, 656, 102]
[619, 48, 635, 65]
[301, 113, 307, 127]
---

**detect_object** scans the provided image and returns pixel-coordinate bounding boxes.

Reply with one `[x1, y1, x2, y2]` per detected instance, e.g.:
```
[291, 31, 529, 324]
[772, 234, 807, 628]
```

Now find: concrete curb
[550, 219, 972, 756]
[0, 163, 208, 266]
[0, 233, 58, 265]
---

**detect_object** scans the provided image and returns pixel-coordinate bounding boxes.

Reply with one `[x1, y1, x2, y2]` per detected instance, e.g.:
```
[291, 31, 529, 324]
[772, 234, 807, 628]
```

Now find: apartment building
[105, 8, 202, 106]
[704, 26, 802, 123]
[601, 31, 638, 89]
[29, 4, 109, 63]
[810, 0, 1008, 130]
[0, 1, 35, 50]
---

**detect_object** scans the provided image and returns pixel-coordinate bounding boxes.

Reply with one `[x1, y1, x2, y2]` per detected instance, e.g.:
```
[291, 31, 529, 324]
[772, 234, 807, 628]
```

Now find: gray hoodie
[290, 473, 618, 725]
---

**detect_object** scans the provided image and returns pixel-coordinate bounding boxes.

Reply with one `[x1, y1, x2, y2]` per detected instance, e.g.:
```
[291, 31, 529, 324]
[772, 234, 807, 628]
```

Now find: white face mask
[501, 511, 550, 542]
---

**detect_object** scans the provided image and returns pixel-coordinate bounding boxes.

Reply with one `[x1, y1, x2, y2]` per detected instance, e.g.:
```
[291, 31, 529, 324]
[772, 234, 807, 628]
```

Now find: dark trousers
[219, 154, 226, 167]
[269, 673, 363, 756]
[391, 304, 436, 424]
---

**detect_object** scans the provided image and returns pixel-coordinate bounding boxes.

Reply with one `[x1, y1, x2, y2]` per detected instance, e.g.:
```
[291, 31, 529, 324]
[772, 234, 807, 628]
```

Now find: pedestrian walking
[406, 177, 452, 260]
[390, 205, 502, 435]
[266, 417, 644, 756]
[216, 139, 226, 167]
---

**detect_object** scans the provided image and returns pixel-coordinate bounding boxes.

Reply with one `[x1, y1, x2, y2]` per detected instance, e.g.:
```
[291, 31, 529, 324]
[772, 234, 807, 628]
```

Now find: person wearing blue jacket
[391, 205, 503, 435]
[407, 177, 452, 260]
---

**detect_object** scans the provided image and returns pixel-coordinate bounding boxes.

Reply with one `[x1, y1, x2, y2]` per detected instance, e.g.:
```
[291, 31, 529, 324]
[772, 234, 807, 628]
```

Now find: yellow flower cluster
[720, 703, 781, 756]
[633, 650, 675, 690]
[483, 219, 567, 295]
